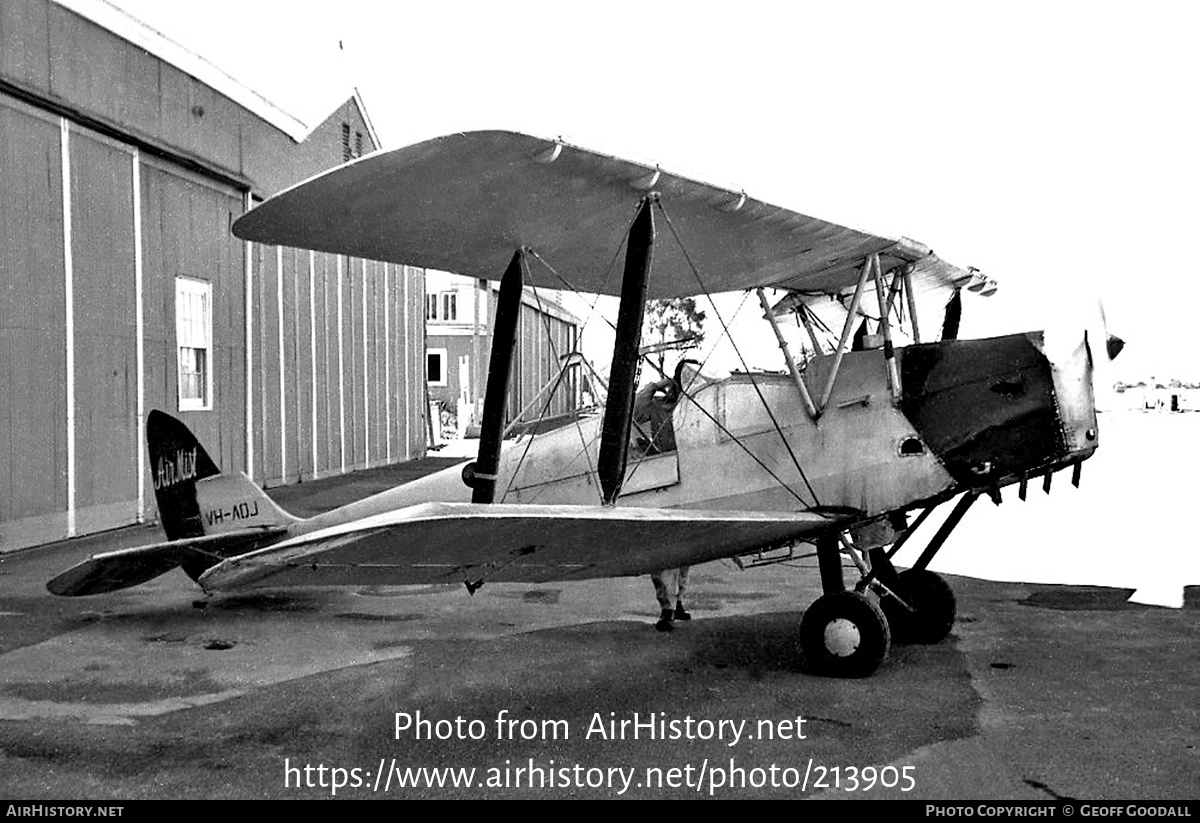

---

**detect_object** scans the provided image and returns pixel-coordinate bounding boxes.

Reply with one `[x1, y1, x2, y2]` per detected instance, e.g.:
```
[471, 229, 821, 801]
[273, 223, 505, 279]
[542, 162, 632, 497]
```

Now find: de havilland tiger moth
[47, 130, 1122, 677]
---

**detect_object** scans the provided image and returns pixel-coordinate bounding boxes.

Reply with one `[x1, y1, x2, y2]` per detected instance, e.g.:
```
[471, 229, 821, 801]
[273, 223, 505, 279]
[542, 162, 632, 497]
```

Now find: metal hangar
[0, 0, 428, 551]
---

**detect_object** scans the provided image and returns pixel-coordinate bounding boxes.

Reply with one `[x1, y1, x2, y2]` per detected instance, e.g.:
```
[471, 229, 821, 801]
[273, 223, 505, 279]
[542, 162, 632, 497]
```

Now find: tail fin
[147, 410, 297, 539]
[147, 410, 222, 539]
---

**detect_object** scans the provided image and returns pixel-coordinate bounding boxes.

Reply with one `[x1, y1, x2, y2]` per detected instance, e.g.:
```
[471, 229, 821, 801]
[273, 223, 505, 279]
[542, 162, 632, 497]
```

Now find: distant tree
[641, 297, 706, 375]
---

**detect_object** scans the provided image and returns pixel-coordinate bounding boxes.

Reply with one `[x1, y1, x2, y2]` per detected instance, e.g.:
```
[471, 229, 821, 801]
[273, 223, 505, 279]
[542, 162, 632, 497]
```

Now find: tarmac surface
[0, 453, 1196, 800]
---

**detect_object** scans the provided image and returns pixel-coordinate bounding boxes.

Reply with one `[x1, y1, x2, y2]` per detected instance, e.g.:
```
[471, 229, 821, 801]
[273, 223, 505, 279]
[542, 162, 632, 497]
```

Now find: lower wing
[198, 502, 839, 591]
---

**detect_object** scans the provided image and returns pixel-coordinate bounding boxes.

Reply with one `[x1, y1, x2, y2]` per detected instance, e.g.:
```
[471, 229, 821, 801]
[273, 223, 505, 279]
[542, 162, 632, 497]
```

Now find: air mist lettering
[205, 500, 260, 526]
[153, 448, 198, 490]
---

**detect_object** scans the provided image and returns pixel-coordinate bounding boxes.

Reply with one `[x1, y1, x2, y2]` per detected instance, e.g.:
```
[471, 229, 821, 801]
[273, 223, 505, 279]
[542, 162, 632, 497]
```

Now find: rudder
[147, 410, 222, 539]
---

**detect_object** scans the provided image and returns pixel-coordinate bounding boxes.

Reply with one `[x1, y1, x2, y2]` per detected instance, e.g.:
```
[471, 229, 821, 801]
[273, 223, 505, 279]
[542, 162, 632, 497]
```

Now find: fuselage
[294, 330, 1099, 540]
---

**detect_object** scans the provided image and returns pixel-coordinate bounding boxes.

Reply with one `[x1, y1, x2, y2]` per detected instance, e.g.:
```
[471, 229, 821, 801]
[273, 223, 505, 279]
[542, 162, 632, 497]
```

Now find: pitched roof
[56, 0, 380, 147]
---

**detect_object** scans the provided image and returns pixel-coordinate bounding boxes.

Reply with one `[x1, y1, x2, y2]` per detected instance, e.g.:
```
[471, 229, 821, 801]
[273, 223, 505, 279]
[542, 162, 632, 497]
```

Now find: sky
[101, 0, 1200, 381]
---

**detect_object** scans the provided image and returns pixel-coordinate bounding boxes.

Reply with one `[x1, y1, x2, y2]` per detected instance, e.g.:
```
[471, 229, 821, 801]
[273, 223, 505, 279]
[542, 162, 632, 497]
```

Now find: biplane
[47, 131, 1118, 677]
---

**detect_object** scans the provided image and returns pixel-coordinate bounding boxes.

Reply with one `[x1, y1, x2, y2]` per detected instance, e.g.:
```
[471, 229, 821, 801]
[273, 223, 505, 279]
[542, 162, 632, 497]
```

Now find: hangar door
[0, 92, 244, 551]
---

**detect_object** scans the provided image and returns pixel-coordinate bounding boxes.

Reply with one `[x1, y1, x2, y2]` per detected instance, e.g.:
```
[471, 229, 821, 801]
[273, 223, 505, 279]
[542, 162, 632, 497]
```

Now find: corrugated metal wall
[507, 301, 578, 422]
[0, 87, 427, 551]
[140, 155, 246, 478]
[71, 126, 139, 534]
[0, 96, 67, 541]
[428, 289, 580, 428]
[249, 250, 424, 486]
[0, 2, 429, 551]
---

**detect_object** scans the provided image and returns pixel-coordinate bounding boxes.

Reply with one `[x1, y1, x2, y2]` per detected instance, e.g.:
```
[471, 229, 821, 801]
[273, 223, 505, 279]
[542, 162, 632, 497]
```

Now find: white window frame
[427, 348, 448, 387]
[441, 291, 457, 321]
[426, 293, 438, 321]
[176, 276, 214, 411]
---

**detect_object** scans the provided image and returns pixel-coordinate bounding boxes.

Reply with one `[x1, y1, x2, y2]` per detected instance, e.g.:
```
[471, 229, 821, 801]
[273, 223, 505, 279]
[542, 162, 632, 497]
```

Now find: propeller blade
[1097, 299, 1125, 361]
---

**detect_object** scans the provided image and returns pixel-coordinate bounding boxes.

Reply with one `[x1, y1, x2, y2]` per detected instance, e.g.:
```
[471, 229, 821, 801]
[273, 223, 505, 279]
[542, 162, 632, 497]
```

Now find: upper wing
[197, 501, 838, 591]
[232, 130, 984, 300]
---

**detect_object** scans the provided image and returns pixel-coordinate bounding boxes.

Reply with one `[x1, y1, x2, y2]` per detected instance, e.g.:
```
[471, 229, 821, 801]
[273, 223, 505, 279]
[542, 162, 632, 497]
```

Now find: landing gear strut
[866, 493, 975, 644]
[800, 495, 975, 675]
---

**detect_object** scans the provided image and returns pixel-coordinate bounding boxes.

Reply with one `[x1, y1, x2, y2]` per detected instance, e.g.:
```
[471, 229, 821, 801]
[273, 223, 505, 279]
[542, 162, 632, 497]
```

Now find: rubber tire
[800, 591, 890, 678]
[880, 569, 956, 644]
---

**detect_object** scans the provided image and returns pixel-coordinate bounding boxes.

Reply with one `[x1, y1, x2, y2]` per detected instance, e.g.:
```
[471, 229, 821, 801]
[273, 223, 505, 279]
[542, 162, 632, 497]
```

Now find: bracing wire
[508, 195, 823, 510]
[638, 356, 815, 509]
[655, 200, 821, 507]
[520, 275, 605, 504]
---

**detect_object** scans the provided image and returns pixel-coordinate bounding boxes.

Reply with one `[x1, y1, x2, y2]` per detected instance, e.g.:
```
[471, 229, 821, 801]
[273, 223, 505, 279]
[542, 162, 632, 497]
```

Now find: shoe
[674, 602, 691, 621]
[655, 608, 674, 632]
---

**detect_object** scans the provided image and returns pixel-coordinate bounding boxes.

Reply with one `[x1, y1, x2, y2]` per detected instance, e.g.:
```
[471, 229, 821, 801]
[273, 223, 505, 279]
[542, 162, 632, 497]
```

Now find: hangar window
[427, 349, 448, 387]
[176, 277, 213, 411]
[341, 124, 366, 162]
[426, 292, 457, 322]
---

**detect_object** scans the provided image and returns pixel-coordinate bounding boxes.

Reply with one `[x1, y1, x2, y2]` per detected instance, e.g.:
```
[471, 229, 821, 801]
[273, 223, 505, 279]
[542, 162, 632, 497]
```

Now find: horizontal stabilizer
[46, 527, 289, 597]
[198, 502, 840, 591]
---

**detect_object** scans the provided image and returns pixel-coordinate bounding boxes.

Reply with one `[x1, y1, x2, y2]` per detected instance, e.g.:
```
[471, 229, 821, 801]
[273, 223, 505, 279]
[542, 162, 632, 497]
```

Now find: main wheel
[799, 591, 890, 678]
[880, 568, 956, 644]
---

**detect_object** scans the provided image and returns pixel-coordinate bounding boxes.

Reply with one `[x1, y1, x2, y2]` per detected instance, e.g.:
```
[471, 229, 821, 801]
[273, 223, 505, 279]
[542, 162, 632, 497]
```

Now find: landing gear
[798, 499, 976, 676]
[879, 568, 956, 644]
[854, 498, 975, 646]
[799, 534, 891, 677]
[799, 591, 891, 678]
